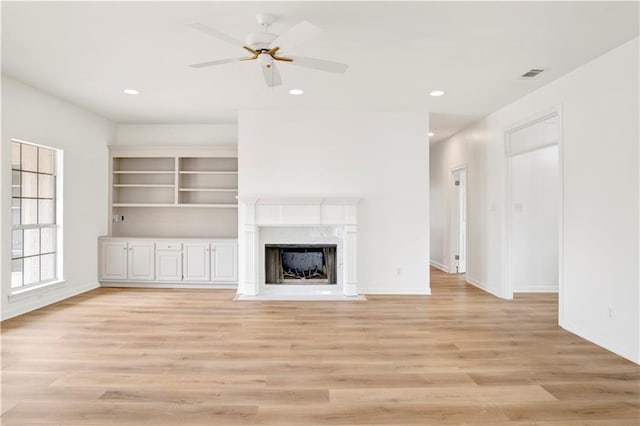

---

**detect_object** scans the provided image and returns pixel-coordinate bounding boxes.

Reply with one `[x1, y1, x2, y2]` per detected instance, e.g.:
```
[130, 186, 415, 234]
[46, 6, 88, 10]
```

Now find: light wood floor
[1, 268, 638, 425]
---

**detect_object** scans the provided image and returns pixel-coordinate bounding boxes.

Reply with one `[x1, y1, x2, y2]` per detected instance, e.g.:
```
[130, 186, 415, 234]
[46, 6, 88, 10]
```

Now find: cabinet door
[100, 241, 127, 280]
[156, 250, 182, 281]
[183, 242, 210, 282]
[127, 241, 155, 281]
[211, 241, 238, 283]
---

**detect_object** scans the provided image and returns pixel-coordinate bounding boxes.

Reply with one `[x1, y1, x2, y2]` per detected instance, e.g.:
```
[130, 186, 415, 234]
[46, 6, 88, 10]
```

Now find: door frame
[449, 164, 468, 275]
[502, 106, 564, 323]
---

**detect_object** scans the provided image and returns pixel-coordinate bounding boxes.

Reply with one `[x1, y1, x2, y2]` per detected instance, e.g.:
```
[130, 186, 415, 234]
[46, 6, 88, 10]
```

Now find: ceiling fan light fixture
[289, 89, 304, 95]
[429, 90, 445, 97]
[257, 53, 273, 67]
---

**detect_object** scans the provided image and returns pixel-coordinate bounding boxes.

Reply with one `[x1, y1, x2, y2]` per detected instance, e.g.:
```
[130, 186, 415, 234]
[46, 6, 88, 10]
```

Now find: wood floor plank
[1, 267, 638, 425]
[329, 385, 557, 405]
[254, 403, 511, 424]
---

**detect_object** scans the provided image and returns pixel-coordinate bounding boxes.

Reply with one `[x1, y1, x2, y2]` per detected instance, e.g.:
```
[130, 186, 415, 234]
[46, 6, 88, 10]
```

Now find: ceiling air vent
[521, 69, 544, 78]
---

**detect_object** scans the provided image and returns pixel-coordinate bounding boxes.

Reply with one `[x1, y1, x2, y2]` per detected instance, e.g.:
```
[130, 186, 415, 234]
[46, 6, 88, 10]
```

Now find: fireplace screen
[265, 244, 337, 284]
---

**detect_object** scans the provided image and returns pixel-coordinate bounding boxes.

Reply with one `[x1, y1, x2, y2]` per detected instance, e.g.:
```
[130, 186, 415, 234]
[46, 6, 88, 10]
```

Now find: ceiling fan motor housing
[245, 32, 277, 50]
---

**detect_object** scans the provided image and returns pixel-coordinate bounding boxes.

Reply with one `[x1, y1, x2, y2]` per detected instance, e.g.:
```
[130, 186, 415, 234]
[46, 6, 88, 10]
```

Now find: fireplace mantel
[239, 197, 358, 227]
[238, 197, 360, 297]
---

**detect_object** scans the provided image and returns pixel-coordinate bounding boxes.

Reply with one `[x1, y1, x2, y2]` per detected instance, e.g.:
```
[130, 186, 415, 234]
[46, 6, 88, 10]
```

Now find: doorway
[450, 167, 467, 274]
[505, 110, 561, 297]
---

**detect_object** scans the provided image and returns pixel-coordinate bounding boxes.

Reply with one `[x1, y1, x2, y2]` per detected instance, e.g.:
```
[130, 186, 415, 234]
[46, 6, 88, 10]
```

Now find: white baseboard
[429, 259, 449, 273]
[465, 276, 503, 299]
[514, 284, 559, 293]
[562, 319, 639, 365]
[2, 281, 99, 320]
[100, 281, 237, 290]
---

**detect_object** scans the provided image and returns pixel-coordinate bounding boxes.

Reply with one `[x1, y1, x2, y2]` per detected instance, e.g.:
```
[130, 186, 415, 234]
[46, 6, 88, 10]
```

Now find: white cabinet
[156, 242, 182, 281]
[211, 241, 238, 283]
[101, 241, 128, 280]
[127, 241, 155, 281]
[99, 237, 237, 287]
[183, 242, 210, 282]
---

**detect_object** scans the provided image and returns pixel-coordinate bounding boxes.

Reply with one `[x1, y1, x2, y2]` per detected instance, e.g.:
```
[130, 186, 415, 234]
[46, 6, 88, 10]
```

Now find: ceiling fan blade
[269, 21, 320, 51]
[189, 58, 241, 68]
[187, 22, 243, 47]
[290, 56, 348, 73]
[261, 64, 282, 88]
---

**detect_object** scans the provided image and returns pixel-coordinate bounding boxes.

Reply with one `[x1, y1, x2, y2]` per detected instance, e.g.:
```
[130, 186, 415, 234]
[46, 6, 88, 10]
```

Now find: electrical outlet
[608, 308, 613, 319]
[396, 267, 402, 276]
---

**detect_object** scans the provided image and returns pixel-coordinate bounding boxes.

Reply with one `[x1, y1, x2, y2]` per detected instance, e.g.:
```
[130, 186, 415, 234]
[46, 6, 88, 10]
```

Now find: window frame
[10, 139, 62, 293]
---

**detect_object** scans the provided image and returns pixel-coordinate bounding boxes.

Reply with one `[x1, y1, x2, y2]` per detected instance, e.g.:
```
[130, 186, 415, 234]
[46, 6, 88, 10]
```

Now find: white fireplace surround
[238, 198, 359, 297]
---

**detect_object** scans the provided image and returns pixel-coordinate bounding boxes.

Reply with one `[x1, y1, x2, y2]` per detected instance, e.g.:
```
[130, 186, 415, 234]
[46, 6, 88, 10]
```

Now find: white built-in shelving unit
[109, 145, 238, 239]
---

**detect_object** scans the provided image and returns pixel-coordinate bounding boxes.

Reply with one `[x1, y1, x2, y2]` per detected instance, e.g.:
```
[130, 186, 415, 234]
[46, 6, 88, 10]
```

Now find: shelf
[178, 188, 238, 192]
[113, 203, 237, 208]
[177, 204, 238, 208]
[113, 184, 175, 188]
[179, 171, 238, 175]
[113, 203, 176, 208]
[113, 171, 175, 174]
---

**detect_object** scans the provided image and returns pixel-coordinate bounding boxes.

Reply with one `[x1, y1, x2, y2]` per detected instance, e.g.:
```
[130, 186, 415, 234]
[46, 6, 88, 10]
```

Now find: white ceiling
[2, 1, 638, 142]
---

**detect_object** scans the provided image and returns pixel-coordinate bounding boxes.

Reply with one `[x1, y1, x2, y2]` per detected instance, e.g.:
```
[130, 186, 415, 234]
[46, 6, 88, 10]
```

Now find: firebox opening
[265, 244, 337, 285]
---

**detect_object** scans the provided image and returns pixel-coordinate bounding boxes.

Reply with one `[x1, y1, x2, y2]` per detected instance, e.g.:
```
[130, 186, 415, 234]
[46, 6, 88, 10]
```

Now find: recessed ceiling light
[123, 89, 139, 95]
[429, 90, 445, 97]
[289, 89, 304, 95]
[428, 132, 435, 137]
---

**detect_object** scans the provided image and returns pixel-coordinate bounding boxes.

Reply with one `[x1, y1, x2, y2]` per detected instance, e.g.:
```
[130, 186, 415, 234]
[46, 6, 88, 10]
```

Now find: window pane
[22, 172, 38, 198]
[39, 148, 54, 174]
[11, 259, 23, 288]
[38, 174, 54, 198]
[21, 144, 37, 172]
[22, 199, 37, 225]
[12, 229, 22, 259]
[12, 171, 21, 197]
[23, 256, 40, 285]
[41, 227, 55, 253]
[12, 142, 21, 169]
[41, 254, 55, 282]
[12, 198, 21, 226]
[38, 200, 54, 224]
[24, 228, 40, 257]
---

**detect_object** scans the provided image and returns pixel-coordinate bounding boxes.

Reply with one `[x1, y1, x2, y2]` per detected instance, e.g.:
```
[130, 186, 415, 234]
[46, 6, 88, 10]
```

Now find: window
[11, 140, 60, 291]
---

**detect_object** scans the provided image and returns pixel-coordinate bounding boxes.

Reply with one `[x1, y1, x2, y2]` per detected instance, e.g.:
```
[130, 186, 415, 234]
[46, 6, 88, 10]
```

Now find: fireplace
[265, 244, 337, 284]
[238, 197, 359, 297]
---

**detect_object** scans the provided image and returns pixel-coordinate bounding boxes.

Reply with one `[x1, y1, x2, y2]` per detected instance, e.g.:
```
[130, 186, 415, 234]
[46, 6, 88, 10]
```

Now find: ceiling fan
[188, 13, 349, 88]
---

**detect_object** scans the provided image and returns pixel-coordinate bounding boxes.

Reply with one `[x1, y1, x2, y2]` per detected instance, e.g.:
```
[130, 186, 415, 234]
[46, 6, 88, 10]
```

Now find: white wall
[239, 111, 430, 294]
[430, 37, 639, 363]
[509, 144, 559, 292]
[115, 123, 237, 145]
[1, 75, 113, 319]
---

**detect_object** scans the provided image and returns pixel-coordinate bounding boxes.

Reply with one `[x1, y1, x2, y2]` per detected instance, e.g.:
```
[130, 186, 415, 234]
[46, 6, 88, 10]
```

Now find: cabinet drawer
[156, 242, 182, 251]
